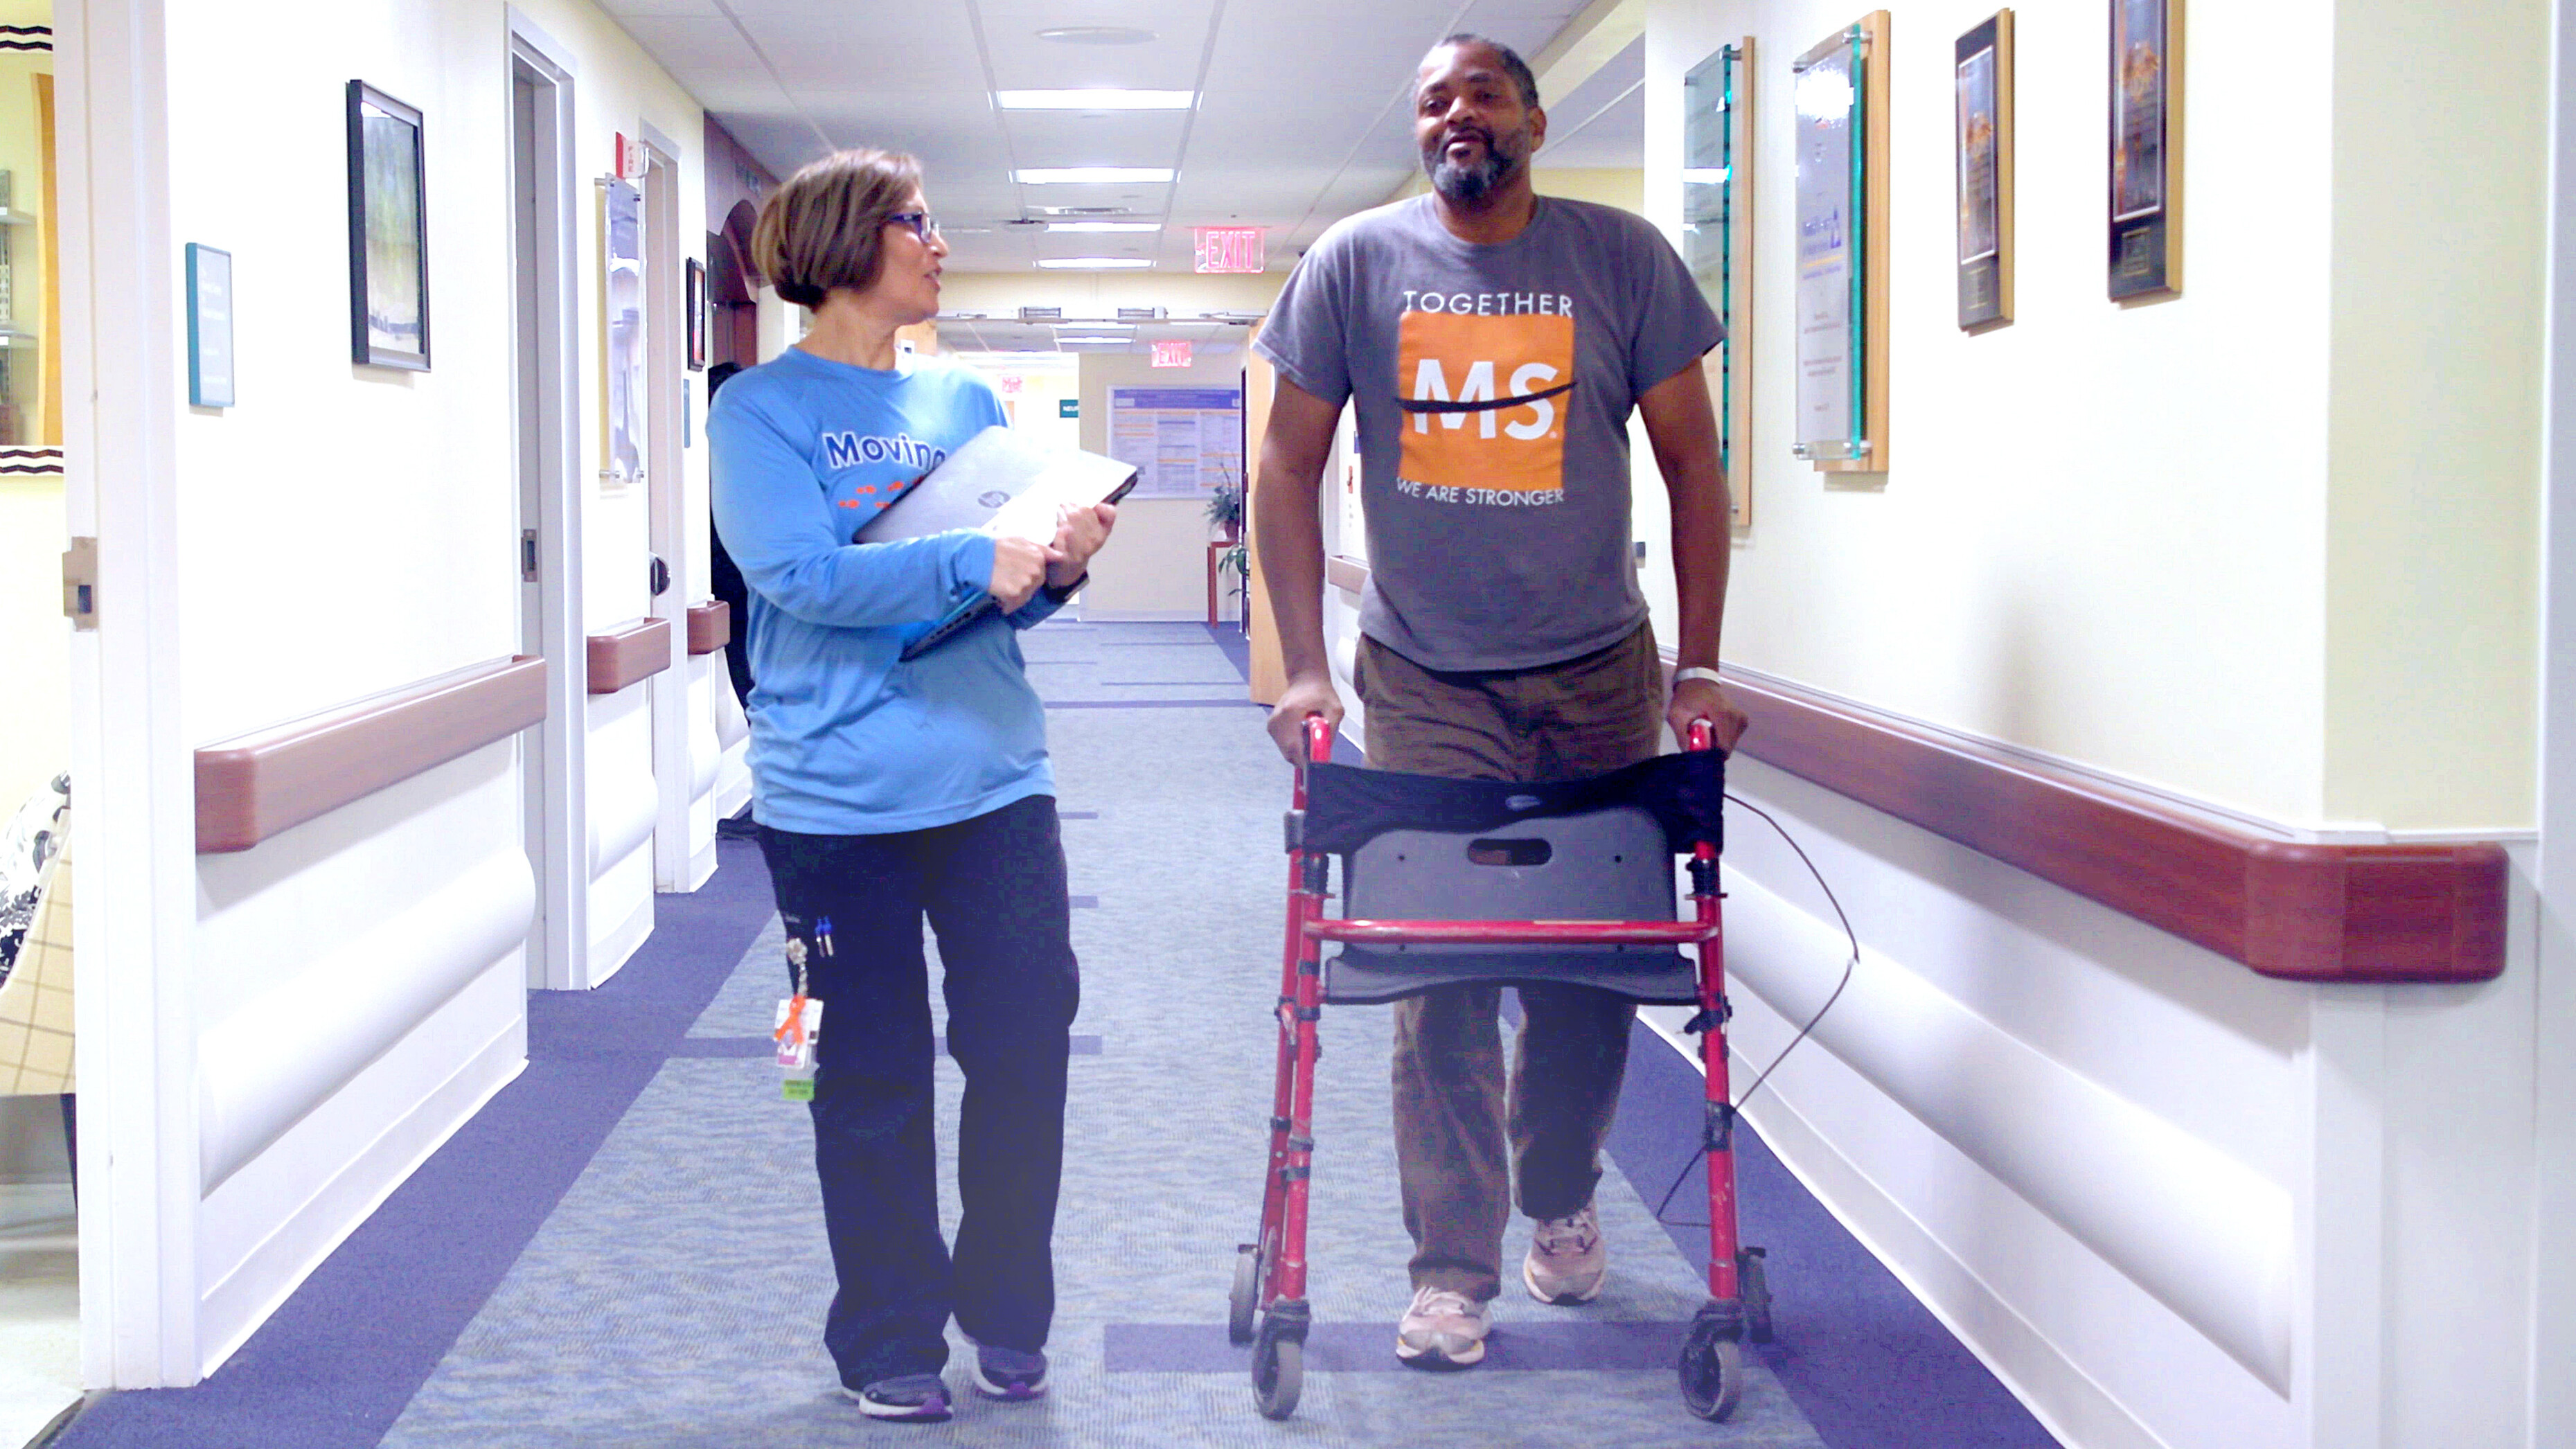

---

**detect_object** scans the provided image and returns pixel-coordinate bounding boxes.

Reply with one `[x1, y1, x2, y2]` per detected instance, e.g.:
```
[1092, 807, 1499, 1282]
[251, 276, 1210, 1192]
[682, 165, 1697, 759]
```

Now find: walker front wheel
[1678, 1322, 1743, 1422]
[1252, 1317, 1304, 1421]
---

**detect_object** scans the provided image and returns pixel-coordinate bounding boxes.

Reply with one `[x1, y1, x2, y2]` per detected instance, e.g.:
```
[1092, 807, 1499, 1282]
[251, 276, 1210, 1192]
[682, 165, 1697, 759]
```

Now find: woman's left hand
[1047, 502, 1117, 589]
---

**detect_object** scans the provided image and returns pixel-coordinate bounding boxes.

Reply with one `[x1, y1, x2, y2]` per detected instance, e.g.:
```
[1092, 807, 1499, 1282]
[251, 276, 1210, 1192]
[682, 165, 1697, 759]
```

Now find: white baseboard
[584, 860, 655, 990]
[195, 1008, 524, 1377]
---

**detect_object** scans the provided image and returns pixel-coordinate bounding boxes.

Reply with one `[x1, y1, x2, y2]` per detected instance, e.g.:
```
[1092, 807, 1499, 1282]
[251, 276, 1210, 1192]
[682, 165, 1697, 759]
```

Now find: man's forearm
[1669, 470, 1731, 671]
[1254, 420, 1333, 682]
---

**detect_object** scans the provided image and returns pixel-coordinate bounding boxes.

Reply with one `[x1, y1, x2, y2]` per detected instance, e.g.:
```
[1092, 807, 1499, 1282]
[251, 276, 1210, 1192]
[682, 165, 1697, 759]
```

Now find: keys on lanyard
[776, 917, 830, 1101]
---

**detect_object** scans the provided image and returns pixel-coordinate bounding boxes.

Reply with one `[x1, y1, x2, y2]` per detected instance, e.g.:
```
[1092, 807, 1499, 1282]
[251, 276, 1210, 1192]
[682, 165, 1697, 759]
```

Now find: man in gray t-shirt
[1252, 33, 1748, 1371]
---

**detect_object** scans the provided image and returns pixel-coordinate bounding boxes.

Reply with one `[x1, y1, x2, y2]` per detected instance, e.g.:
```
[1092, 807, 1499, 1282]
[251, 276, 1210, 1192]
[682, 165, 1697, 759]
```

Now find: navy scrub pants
[757, 792, 1080, 1388]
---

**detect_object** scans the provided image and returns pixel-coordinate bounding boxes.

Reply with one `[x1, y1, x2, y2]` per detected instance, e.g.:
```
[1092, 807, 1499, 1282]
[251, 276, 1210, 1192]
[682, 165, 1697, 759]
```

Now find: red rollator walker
[1230, 716, 1771, 1422]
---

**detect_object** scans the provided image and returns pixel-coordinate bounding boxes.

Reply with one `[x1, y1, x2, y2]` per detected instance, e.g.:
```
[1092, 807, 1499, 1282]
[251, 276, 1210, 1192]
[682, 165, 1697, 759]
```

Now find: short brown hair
[751, 148, 922, 308]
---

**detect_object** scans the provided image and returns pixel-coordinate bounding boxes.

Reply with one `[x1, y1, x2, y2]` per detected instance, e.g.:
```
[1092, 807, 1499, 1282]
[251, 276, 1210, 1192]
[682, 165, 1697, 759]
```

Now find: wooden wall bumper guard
[587, 617, 673, 694]
[195, 655, 547, 853]
[1320, 551, 2500, 982]
[1713, 668, 2505, 984]
[686, 600, 731, 655]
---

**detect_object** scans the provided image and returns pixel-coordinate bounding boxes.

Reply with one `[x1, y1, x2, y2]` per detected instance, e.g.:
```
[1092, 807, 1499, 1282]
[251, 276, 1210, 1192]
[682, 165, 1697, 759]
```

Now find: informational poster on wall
[1107, 386, 1243, 499]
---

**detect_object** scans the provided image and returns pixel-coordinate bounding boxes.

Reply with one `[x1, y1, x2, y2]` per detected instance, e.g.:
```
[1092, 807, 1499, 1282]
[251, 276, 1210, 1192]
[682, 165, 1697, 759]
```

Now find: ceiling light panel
[1037, 258, 1154, 269]
[1047, 221, 1160, 233]
[997, 89, 1195, 109]
[1015, 168, 1173, 184]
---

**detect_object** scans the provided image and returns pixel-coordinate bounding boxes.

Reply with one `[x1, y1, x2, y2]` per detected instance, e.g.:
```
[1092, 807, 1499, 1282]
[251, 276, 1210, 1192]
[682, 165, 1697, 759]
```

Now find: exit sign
[1151, 340, 1193, 368]
[1193, 226, 1265, 274]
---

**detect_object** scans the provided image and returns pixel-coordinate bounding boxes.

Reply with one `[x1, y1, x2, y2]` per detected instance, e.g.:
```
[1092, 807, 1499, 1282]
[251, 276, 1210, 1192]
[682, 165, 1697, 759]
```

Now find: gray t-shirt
[1256, 195, 1720, 672]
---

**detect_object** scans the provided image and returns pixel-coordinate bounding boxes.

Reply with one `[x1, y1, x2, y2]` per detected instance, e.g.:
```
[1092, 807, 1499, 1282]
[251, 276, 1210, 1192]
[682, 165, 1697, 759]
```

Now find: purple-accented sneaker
[971, 1345, 1049, 1401]
[842, 1373, 952, 1422]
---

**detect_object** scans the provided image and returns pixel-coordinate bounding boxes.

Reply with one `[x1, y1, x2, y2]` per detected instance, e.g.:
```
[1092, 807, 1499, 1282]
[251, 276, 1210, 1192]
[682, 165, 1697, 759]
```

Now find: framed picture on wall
[1682, 37, 1754, 525]
[345, 80, 429, 370]
[1956, 12, 2014, 330]
[684, 257, 707, 371]
[2107, 0, 2181, 300]
[1791, 11, 1892, 474]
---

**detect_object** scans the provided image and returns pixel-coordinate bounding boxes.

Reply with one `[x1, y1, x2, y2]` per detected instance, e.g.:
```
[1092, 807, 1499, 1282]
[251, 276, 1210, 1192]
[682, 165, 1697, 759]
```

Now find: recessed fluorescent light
[1038, 257, 1153, 269]
[1016, 168, 1173, 185]
[1056, 337, 1132, 346]
[1047, 221, 1161, 233]
[1037, 25, 1155, 44]
[1000, 89, 1194, 110]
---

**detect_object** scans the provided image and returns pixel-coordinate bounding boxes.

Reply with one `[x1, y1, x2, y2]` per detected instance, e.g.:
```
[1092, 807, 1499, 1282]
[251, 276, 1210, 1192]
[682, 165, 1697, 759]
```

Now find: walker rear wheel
[1228, 1244, 1261, 1346]
[1739, 1246, 1774, 1345]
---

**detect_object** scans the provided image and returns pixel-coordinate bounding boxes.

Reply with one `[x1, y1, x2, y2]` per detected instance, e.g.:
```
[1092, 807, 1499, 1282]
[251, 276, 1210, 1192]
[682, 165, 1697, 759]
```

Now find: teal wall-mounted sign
[1059, 398, 1079, 418]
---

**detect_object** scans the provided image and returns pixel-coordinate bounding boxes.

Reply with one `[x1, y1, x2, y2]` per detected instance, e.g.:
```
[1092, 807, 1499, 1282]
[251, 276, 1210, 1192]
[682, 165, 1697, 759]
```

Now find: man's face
[1414, 42, 1543, 205]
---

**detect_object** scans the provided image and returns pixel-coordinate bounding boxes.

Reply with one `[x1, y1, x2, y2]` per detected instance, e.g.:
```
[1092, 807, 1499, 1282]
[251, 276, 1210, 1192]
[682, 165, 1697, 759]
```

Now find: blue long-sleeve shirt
[708, 346, 1064, 835]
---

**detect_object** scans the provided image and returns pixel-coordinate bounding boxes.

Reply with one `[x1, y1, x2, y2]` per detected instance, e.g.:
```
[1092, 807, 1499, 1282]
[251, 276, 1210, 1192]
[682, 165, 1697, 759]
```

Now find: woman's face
[863, 188, 948, 324]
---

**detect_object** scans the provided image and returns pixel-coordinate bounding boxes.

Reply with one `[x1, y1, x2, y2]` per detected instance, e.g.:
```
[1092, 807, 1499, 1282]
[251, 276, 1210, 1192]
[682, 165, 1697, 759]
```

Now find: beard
[1424, 127, 1525, 204]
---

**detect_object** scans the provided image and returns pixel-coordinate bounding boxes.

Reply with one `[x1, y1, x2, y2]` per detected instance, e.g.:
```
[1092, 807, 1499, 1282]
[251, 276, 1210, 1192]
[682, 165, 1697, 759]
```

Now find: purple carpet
[52, 838, 781, 1449]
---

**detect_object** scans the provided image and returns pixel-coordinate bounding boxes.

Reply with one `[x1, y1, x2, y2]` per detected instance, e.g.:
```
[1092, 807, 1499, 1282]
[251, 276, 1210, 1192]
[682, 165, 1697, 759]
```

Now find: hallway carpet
[49, 622, 2057, 1449]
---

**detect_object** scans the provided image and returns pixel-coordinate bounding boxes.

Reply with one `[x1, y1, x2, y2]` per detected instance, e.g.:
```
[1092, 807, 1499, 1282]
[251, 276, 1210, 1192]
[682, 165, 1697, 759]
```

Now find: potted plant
[1216, 540, 1250, 632]
[1204, 470, 1245, 544]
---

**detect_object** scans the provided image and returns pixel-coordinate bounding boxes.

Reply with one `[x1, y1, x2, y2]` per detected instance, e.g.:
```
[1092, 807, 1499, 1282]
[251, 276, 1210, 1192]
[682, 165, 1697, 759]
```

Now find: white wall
[1648, 0, 2341, 828]
[1631, 0, 2559, 1445]
[96, 0, 710, 1383]
[1073, 344, 1247, 621]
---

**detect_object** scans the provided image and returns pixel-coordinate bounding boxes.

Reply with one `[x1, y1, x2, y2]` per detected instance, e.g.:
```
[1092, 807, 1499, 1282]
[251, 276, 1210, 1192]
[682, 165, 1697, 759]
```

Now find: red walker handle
[1303, 713, 1333, 766]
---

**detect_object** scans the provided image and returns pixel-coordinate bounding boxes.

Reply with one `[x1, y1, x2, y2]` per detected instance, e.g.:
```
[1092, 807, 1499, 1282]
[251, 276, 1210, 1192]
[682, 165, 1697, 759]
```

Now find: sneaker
[841, 1373, 952, 1422]
[1395, 1286, 1492, 1369]
[1523, 1202, 1607, 1304]
[971, 1345, 1048, 1401]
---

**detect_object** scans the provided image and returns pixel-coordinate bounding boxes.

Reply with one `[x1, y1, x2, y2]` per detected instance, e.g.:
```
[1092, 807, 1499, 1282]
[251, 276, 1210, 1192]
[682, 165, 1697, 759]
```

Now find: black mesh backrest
[1300, 749, 1724, 857]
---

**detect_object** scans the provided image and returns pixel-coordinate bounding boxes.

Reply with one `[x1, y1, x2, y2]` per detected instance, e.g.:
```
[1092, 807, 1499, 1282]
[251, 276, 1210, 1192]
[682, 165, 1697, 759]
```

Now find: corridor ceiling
[598, 0, 1644, 283]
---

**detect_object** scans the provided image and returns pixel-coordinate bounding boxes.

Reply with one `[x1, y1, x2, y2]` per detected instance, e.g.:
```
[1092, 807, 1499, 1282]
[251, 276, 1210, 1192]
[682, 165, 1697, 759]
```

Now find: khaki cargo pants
[1353, 623, 1662, 1301]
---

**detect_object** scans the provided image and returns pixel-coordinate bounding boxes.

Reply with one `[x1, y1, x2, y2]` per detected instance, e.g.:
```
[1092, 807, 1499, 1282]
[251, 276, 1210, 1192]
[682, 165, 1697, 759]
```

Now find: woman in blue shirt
[709, 148, 1114, 1423]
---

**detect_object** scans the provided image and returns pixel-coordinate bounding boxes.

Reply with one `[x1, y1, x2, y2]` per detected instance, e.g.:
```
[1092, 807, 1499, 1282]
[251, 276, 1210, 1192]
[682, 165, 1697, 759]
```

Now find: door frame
[59, 0, 207, 1389]
[637, 121, 701, 893]
[2531, 0, 2575, 1437]
[509, 9, 585, 992]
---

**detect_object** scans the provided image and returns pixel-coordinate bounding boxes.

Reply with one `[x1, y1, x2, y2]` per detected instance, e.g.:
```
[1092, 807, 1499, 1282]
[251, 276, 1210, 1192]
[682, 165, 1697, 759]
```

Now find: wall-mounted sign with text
[1151, 340, 1193, 368]
[1193, 226, 1265, 274]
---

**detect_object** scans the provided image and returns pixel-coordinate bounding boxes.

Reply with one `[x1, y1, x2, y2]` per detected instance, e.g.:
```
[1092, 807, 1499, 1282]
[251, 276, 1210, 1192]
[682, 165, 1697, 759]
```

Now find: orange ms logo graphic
[1396, 310, 1574, 504]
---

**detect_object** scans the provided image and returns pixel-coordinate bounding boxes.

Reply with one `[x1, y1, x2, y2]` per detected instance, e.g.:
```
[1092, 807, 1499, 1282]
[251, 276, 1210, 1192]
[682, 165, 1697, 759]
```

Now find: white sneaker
[1522, 1202, 1607, 1304]
[1395, 1285, 1492, 1369]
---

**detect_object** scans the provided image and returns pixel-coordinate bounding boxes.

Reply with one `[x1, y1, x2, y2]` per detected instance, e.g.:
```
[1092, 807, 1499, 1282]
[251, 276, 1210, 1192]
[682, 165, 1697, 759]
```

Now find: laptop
[855, 426, 1139, 659]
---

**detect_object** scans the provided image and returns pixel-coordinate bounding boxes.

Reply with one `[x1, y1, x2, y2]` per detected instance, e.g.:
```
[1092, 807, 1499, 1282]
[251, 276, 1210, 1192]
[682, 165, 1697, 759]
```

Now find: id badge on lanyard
[776, 918, 829, 1101]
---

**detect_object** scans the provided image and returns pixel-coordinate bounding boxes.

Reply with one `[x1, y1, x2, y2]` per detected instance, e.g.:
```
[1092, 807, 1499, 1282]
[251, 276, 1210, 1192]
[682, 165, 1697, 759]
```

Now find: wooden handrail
[1712, 667, 2505, 984]
[195, 655, 547, 853]
[587, 617, 673, 694]
[686, 600, 731, 655]
[1306, 555, 2505, 981]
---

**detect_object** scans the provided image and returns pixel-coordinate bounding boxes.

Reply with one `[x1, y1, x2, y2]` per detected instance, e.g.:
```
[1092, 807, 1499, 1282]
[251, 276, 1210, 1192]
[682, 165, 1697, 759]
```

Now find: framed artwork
[602, 178, 646, 488]
[1791, 11, 1892, 474]
[684, 257, 708, 371]
[1955, 12, 2014, 330]
[2108, 0, 2181, 299]
[185, 244, 235, 408]
[1682, 38, 1754, 526]
[345, 80, 429, 370]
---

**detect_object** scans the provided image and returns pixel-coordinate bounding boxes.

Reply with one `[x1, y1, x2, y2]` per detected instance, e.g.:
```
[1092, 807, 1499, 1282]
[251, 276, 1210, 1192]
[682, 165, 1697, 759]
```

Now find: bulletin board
[1107, 385, 1243, 499]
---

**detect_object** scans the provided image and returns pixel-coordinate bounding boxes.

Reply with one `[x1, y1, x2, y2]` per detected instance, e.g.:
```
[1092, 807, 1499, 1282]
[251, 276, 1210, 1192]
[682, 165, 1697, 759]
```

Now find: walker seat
[1305, 752, 1727, 1005]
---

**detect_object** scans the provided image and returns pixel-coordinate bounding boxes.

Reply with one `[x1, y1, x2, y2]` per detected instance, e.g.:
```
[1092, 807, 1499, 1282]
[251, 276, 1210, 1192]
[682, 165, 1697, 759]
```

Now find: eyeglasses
[886, 211, 941, 242]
